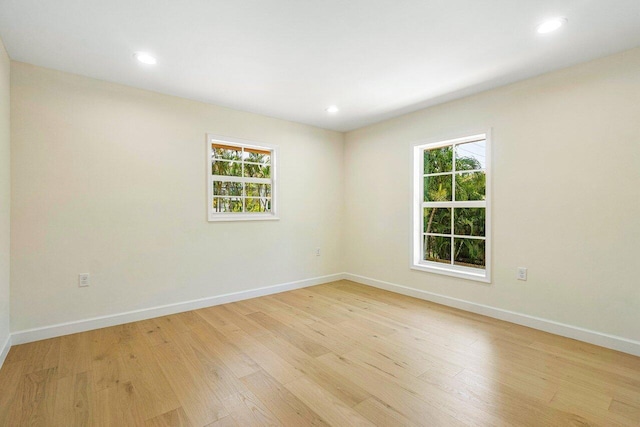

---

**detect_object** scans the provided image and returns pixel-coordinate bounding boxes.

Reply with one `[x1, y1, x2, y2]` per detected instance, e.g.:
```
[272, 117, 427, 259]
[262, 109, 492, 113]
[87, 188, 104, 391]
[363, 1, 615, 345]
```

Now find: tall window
[412, 132, 491, 282]
[207, 134, 278, 221]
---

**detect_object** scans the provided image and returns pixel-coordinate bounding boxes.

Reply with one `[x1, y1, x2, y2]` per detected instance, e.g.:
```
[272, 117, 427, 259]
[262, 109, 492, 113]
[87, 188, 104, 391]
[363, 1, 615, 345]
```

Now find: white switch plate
[79, 273, 90, 287]
[517, 267, 527, 281]
[315, 248, 321, 256]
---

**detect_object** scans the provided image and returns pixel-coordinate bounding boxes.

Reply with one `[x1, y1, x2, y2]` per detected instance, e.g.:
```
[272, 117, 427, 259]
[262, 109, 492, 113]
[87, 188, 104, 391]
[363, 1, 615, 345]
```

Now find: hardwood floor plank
[195, 306, 240, 332]
[344, 350, 512, 426]
[284, 376, 375, 427]
[246, 311, 331, 358]
[3, 365, 27, 425]
[0, 361, 25, 425]
[530, 340, 640, 381]
[225, 300, 261, 315]
[354, 396, 418, 427]
[241, 369, 330, 427]
[307, 283, 394, 309]
[254, 331, 372, 407]
[552, 382, 613, 413]
[317, 351, 486, 426]
[451, 365, 558, 403]
[271, 291, 349, 324]
[420, 368, 587, 426]
[54, 371, 102, 427]
[609, 399, 640, 424]
[73, 371, 94, 426]
[233, 295, 286, 314]
[260, 301, 326, 326]
[173, 310, 212, 329]
[138, 315, 190, 348]
[204, 415, 239, 427]
[613, 386, 640, 409]
[473, 337, 640, 394]
[58, 333, 92, 378]
[186, 337, 248, 403]
[144, 407, 192, 427]
[338, 321, 464, 377]
[88, 328, 121, 362]
[223, 390, 283, 427]
[346, 346, 431, 378]
[92, 355, 129, 392]
[389, 331, 561, 395]
[266, 309, 357, 355]
[119, 329, 182, 420]
[6, 337, 61, 375]
[512, 325, 640, 369]
[189, 325, 260, 378]
[200, 304, 268, 337]
[52, 374, 74, 426]
[93, 380, 146, 427]
[18, 366, 58, 426]
[152, 341, 228, 426]
[327, 281, 509, 336]
[199, 314, 305, 385]
[308, 284, 484, 348]
[137, 319, 172, 347]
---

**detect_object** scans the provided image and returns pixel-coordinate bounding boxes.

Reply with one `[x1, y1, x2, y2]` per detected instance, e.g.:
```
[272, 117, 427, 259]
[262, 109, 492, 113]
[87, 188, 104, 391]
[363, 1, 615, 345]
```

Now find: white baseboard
[0, 334, 11, 370]
[344, 273, 640, 357]
[11, 273, 346, 345]
[10, 271, 639, 358]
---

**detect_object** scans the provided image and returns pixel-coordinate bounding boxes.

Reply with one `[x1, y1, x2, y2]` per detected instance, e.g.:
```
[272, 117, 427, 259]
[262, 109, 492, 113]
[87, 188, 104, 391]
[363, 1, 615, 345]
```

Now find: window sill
[411, 263, 490, 284]
[208, 214, 280, 222]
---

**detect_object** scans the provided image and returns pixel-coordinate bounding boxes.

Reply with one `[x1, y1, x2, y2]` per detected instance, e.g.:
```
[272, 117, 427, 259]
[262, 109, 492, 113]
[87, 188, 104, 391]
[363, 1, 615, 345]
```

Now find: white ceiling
[1, 1, 639, 132]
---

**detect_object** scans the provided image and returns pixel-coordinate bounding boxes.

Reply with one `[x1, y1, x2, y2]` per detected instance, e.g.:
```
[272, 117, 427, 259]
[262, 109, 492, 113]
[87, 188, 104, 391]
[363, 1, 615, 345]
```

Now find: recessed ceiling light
[325, 105, 339, 114]
[536, 18, 567, 34]
[134, 52, 157, 65]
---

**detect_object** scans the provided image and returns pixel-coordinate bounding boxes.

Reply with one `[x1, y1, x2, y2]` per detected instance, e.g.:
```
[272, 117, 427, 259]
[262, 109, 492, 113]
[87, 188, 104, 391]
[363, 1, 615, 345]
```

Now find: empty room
[0, 1, 639, 426]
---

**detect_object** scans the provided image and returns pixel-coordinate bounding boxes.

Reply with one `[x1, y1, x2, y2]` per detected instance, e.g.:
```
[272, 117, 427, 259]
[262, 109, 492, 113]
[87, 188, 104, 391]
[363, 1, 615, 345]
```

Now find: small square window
[207, 135, 278, 222]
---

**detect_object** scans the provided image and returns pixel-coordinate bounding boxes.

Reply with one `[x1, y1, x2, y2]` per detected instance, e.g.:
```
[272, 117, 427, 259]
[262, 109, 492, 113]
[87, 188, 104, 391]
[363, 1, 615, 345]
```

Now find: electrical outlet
[315, 248, 321, 257]
[517, 267, 527, 281]
[78, 273, 90, 287]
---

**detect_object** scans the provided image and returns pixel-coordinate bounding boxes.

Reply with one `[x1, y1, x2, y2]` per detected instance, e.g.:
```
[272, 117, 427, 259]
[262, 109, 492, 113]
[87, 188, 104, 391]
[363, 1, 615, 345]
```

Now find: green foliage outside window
[423, 142, 486, 268]
[211, 144, 272, 213]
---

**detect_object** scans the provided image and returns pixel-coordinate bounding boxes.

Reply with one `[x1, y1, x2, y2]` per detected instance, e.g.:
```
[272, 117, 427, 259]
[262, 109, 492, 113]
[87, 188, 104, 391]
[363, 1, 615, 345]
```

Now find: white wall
[10, 62, 344, 331]
[344, 48, 640, 342]
[0, 39, 10, 353]
[8, 47, 640, 351]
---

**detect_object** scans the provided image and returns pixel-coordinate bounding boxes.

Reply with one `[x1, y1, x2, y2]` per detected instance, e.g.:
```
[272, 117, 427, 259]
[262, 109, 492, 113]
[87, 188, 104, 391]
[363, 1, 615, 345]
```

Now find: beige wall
[8, 47, 640, 347]
[344, 48, 640, 341]
[10, 62, 344, 331]
[0, 39, 9, 348]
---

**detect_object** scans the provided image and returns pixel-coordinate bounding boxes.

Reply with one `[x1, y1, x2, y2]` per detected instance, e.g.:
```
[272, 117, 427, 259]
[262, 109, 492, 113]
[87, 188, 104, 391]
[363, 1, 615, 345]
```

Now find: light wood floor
[1, 280, 639, 426]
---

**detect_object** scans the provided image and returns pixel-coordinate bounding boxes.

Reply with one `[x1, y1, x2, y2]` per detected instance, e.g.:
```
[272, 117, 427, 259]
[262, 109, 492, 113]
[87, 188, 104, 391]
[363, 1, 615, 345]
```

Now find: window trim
[411, 130, 492, 283]
[207, 134, 279, 222]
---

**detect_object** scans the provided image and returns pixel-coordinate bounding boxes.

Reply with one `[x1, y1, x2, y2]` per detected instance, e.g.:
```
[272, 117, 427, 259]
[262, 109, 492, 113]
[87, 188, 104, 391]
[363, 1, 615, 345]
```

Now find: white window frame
[411, 130, 491, 283]
[207, 134, 279, 222]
